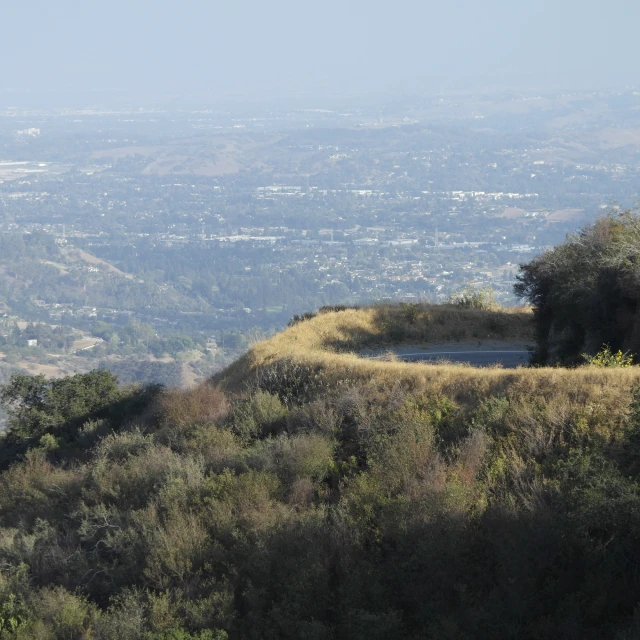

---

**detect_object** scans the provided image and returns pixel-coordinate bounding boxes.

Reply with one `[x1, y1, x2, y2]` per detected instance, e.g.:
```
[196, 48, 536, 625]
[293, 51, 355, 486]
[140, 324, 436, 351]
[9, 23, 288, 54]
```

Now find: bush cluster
[449, 286, 497, 311]
[287, 305, 361, 328]
[0, 364, 639, 637]
[583, 345, 634, 368]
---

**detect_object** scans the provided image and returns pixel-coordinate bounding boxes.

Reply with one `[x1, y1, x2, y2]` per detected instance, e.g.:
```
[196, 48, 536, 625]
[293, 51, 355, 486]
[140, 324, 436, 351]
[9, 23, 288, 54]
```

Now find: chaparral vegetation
[1, 216, 640, 638]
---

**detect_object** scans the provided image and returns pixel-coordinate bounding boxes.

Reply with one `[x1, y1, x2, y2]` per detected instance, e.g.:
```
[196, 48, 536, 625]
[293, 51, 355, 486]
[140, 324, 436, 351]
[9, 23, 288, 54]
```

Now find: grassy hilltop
[216, 302, 534, 391]
[2, 301, 640, 638]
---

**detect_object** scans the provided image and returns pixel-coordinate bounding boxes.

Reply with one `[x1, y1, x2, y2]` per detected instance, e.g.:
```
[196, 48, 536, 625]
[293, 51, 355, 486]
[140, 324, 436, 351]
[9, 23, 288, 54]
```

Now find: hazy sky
[3, 0, 639, 103]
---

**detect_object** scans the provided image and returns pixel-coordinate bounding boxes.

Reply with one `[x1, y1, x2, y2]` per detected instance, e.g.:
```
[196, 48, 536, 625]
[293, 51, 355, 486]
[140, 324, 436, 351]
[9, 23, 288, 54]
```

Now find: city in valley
[0, 88, 638, 390]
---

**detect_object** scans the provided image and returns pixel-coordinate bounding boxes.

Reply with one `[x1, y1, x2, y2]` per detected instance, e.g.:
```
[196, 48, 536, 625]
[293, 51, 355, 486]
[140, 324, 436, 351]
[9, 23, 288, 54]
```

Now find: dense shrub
[449, 286, 497, 310]
[0, 370, 121, 441]
[288, 305, 362, 328]
[2, 366, 640, 637]
[399, 302, 421, 324]
[253, 358, 327, 407]
[224, 391, 288, 441]
[157, 384, 230, 447]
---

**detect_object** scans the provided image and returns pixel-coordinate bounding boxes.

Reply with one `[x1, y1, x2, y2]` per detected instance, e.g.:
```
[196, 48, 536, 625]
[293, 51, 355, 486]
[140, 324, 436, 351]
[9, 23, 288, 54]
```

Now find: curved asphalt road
[398, 350, 529, 368]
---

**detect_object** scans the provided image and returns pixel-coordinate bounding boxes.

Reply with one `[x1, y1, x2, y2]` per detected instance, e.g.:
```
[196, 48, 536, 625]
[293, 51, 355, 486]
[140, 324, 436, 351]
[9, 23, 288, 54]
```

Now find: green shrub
[244, 433, 335, 489]
[399, 302, 421, 325]
[583, 345, 633, 367]
[0, 370, 121, 442]
[226, 391, 288, 441]
[385, 322, 407, 342]
[254, 359, 326, 407]
[157, 385, 229, 447]
[0, 594, 27, 635]
[140, 507, 208, 590]
[36, 587, 98, 640]
[486, 316, 508, 337]
[5, 360, 640, 637]
[449, 286, 496, 310]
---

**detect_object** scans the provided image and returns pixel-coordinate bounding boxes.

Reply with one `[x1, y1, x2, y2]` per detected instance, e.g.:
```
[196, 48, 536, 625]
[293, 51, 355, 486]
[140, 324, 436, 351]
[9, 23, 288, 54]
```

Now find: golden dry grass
[290, 303, 533, 352]
[213, 304, 640, 424]
[217, 304, 531, 383]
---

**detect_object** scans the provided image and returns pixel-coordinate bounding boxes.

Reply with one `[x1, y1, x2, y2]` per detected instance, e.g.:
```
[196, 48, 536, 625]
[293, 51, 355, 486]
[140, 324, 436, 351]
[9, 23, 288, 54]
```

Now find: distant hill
[88, 123, 640, 179]
[0, 232, 202, 319]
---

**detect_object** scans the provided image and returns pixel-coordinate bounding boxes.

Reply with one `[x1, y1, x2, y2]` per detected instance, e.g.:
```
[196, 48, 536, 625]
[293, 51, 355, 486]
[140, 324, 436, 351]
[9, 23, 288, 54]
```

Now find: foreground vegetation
[0, 303, 639, 638]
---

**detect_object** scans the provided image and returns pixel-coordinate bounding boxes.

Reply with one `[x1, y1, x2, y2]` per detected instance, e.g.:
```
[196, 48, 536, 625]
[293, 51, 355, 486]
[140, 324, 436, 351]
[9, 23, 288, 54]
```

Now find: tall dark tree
[515, 210, 640, 364]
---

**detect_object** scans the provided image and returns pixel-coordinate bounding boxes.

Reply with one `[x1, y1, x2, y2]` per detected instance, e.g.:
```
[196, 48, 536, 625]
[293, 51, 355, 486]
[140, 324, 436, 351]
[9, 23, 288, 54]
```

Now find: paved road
[397, 350, 530, 368]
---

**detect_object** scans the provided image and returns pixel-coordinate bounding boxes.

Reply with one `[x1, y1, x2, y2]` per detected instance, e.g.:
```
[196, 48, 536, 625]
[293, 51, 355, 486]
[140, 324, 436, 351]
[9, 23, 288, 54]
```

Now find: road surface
[397, 350, 529, 368]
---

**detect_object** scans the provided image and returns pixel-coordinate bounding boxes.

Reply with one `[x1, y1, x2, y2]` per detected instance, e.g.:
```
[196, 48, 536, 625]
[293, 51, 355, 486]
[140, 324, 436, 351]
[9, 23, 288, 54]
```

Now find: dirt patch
[497, 207, 528, 219]
[63, 248, 134, 279]
[547, 208, 584, 222]
[40, 259, 69, 274]
[181, 362, 201, 388]
[16, 361, 71, 377]
[72, 337, 102, 351]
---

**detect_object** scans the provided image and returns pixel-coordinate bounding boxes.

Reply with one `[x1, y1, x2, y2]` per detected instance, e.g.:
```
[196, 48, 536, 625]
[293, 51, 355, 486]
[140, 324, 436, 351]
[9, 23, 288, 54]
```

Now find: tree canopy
[515, 210, 640, 364]
[0, 370, 121, 442]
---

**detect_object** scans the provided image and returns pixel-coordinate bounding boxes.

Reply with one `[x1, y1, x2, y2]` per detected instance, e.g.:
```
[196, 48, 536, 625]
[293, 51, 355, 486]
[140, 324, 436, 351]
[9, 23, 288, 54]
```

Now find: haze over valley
[1, 87, 640, 387]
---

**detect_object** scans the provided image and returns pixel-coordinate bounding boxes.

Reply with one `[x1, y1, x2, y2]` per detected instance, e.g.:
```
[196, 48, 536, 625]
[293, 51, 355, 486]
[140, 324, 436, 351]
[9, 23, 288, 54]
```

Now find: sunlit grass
[214, 304, 640, 422]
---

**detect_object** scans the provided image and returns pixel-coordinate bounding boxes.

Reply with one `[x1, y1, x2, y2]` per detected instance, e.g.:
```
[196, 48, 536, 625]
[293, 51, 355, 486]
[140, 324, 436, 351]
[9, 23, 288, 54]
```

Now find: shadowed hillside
[2, 304, 640, 638]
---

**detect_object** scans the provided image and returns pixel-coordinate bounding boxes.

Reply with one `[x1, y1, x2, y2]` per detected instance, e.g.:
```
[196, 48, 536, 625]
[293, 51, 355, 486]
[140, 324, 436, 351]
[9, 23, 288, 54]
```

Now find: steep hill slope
[2, 304, 640, 638]
[0, 233, 202, 319]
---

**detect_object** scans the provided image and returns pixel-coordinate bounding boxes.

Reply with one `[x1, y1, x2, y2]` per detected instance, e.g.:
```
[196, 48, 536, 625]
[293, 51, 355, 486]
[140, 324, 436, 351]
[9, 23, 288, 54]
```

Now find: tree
[515, 210, 640, 364]
[0, 370, 121, 441]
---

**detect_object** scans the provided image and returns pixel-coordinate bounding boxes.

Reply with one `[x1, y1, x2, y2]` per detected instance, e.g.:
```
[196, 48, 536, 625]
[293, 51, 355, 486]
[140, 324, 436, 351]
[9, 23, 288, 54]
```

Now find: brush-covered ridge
[1, 304, 640, 638]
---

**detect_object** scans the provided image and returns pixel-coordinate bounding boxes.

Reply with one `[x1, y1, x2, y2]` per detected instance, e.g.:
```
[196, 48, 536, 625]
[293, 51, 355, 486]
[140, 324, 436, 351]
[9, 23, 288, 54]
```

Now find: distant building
[26, 339, 38, 347]
[16, 128, 40, 137]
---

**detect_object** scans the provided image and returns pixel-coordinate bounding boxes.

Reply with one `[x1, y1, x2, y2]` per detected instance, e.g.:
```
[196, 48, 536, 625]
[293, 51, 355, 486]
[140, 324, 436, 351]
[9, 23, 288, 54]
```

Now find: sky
[2, 0, 639, 105]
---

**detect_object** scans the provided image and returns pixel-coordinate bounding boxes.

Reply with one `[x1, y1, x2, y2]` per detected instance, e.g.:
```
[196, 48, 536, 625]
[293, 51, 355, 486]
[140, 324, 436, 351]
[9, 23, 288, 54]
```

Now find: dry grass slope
[214, 304, 640, 427]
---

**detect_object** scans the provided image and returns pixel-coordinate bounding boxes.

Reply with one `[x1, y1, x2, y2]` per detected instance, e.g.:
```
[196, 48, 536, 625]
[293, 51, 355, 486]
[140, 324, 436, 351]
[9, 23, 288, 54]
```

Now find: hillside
[2, 304, 640, 638]
[0, 233, 232, 390]
[216, 302, 534, 391]
[0, 233, 202, 318]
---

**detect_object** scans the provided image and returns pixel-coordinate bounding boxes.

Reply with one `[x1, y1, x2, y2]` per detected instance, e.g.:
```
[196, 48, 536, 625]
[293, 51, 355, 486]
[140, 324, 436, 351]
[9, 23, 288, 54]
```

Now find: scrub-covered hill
[1, 304, 640, 638]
